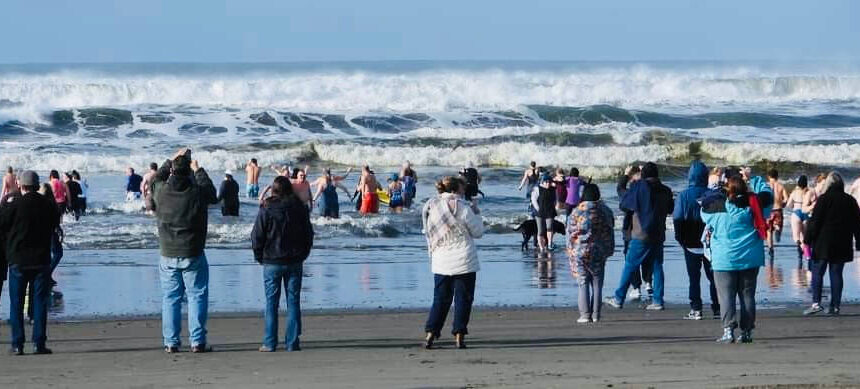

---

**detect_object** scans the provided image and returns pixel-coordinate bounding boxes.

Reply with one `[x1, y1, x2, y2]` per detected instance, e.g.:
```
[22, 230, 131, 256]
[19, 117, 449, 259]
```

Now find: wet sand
[1, 306, 858, 388]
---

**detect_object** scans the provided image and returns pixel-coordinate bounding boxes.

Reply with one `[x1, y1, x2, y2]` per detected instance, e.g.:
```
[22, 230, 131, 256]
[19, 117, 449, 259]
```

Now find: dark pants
[714, 268, 759, 331]
[425, 273, 476, 337]
[630, 258, 654, 290]
[684, 250, 719, 312]
[8, 264, 51, 349]
[810, 260, 844, 309]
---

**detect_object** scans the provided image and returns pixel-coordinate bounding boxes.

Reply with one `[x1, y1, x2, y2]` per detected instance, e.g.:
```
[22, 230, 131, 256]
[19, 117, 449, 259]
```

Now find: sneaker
[827, 307, 840, 316]
[645, 303, 664, 311]
[644, 282, 653, 296]
[32, 346, 52, 355]
[258, 345, 275, 352]
[716, 328, 735, 344]
[803, 303, 823, 316]
[164, 345, 180, 354]
[603, 296, 622, 309]
[627, 287, 641, 300]
[739, 330, 753, 343]
[684, 310, 703, 320]
[8, 347, 24, 356]
[576, 315, 591, 324]
[190, 344, 212, 353]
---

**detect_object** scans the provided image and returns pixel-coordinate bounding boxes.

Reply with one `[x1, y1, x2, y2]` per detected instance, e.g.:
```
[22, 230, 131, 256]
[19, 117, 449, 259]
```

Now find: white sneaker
[645, 303, 664, 311]
[684, 310, 703, 320]
[576, 315, 591, 324]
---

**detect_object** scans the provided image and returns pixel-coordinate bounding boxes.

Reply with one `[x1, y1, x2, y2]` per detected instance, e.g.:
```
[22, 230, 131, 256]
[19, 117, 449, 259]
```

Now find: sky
[1, 0, 858, 63]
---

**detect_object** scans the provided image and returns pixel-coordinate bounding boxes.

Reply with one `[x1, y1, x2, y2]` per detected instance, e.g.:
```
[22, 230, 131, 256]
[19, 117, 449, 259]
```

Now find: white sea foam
[2, 67, 859, 120]
[700, 142, 860, 165]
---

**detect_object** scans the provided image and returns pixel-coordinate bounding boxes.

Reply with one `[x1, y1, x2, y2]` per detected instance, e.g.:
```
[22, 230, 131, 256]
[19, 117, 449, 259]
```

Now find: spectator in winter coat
[701, 174, 773, 344]
[421, 176, 484, 349]
[252, 176, 314, 352]
[567, 184, 614, 324]
[673, 161, 720, 320]
[802, 171, 860, 316]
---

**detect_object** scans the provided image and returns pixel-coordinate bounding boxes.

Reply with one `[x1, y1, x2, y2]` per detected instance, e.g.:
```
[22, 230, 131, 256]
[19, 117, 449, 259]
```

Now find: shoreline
[3, 306, 859, 388]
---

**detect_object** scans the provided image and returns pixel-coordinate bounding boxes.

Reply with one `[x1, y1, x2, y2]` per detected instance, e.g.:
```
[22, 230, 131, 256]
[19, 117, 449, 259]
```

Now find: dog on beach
[513, 219, 566, 250]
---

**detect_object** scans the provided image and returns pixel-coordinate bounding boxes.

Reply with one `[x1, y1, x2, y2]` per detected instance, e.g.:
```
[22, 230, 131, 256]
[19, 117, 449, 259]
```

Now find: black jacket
[0, 191, 60, 270]
[152, 160, 218, 258]
[251, 196, 314, 265]
[218, 178, 240, 216]
[804, 184, 860, 263]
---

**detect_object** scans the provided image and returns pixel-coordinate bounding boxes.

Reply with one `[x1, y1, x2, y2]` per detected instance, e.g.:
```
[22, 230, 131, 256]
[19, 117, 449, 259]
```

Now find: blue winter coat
[673, 161, 709, 249]
[700, 176, 773, 272]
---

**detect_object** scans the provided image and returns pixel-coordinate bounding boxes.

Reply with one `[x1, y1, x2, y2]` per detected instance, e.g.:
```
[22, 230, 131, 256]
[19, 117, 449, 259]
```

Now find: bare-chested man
[2, 166, 18, 197]
[766, 168, 789, 258]
[357, 165, 381, 215]
[245, 158, 262, 198]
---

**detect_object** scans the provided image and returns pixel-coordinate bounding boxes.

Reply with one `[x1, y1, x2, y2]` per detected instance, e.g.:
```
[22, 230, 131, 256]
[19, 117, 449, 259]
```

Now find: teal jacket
[700, 176, 773, 272]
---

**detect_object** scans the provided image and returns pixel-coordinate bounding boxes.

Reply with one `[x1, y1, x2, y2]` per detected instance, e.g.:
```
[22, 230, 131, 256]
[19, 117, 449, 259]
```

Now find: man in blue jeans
[152, 148, 218, 353]
[673, 160, 720, 320]
[604, 162, 674, 310]
[0, 171, 60, 355]
[251, 176, 314, 352]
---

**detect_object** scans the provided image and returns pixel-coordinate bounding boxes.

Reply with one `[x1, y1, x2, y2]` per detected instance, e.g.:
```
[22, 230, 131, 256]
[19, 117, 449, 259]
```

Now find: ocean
[1, 61, 859, 318]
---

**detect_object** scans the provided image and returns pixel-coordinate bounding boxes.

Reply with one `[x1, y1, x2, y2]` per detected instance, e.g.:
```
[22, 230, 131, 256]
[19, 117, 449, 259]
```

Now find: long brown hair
[435, 176, 464, 194]
[263, 176, 295, 207]
[726, 176, 748, 200]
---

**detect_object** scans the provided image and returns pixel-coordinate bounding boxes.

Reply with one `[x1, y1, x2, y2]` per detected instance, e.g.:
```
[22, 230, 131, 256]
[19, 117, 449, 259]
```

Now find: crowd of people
[3, 149, 860, 355]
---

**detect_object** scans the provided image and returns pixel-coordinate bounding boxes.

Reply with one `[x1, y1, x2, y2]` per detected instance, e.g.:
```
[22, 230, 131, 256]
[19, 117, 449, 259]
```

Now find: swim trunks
[247, 183, 260, 198]
[360, 192, 379, 214]
[768, 209, 783, 242]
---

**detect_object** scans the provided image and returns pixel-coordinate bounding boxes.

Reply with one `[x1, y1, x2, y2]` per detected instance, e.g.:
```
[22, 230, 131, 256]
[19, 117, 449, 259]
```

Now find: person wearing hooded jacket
[252, 176, 314, 352]
[151, 148, 218, 353]
[604, 162, 674, 311]
[218, 170, 240, 216]
[802, 171, 860, 316]
[673, 161, 720, 320]
[700, 174, 773, 344]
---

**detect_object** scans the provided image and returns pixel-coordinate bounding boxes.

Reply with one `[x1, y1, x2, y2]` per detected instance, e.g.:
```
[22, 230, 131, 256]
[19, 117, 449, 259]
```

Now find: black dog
[514, 219, 566, 250]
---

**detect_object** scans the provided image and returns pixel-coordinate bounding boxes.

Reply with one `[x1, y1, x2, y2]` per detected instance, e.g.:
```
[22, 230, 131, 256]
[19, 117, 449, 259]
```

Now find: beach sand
[1, 306, 858, 388]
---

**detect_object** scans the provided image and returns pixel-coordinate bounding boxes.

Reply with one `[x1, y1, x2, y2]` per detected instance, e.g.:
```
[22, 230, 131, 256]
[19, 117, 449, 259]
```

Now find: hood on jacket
[688, 160, 709, 188]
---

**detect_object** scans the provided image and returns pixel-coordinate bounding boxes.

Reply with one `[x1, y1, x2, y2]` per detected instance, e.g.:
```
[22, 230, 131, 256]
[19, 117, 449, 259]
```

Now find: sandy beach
[1, 305, 858, 388]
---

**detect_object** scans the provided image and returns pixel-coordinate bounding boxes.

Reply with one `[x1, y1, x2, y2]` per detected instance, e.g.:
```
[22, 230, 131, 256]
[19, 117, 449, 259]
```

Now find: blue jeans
[159, 254, 209, 347]
[810, 260, 844, 308]
[614, 240, 665, 305]
[684, 249, 719, 312]
[8, 264, 51, 348]
[262, 263, 303, 351]
[50, 231, 63, 274]
[425, 272, 476, 337]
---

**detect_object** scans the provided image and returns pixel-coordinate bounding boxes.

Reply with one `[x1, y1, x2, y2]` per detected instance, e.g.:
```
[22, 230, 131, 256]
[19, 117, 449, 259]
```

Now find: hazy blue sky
[1, 0, 857, 63]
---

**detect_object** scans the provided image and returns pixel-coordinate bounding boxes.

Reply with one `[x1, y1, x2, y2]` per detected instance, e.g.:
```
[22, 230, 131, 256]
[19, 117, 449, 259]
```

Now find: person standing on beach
[0, 171, 60, 355]
[252, 176, 314, 352]
[530, 173, 557, 253]
[802, 172, 860, 316]
[422, 176, 483, 349]
[151, 148, 218, 353]
[567, 183, 614, 324]
[701, 174, 772, 343]
[142, 163, 158, 214]
[616, 166, 650, 299]
[673, 161, 719, 320]
[2, 167, 18, 197]
[766, 169, 788, 259]
[246, 158, 261, 198]
[604, 162, 673, 311]
[218, 170, 240, 217]
[37, 183, 64, 288]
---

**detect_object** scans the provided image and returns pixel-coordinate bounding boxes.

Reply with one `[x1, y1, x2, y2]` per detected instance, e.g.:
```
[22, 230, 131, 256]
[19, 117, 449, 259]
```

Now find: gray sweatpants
[578, 266, 605, 320]
[714, 267, 759, 331]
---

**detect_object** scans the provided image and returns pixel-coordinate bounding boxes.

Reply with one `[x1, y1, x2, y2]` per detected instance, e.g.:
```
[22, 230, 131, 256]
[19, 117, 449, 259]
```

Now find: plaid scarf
[423, 193, 468, 253]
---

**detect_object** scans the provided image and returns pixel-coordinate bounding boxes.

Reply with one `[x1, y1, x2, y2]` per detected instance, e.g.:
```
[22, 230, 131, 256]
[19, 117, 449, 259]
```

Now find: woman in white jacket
[421, 176, 484, 349]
